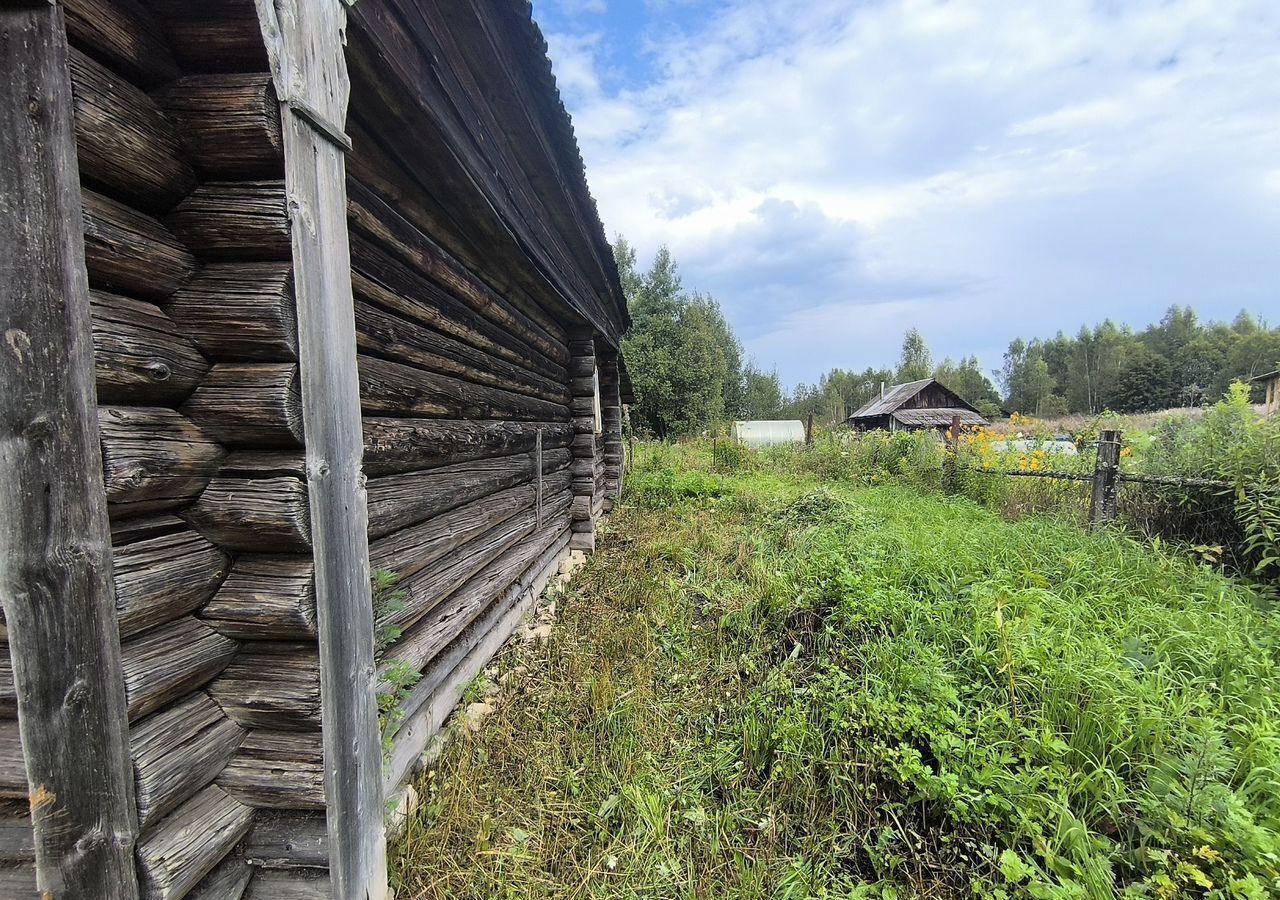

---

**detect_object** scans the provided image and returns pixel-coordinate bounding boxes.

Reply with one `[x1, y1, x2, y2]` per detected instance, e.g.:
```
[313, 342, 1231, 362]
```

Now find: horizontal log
[367, 448, 571, 539]
[570, 531, 596, 553]
[363, 418, 572, 477]
[91, 291, 209, 404]
[218, 731, 324, 809]
[246, 870, 331, 900]
[168, 182, 290, 261]
[385, 531, 569, 792]
[570, 519, 594, 534]
[350, 236, 566, 384]
[354, 298, 569, 405]
[347, 181, 569, 362]
[131, 692, 245, 829]
[167, 264, 297, 362]
[160, 74, 283, 178]
[201, 556, 316, 640]
[0, 723, 21, 800]
[82, 190, 196, 301]
[358, 354, 567, 422]
[113, 523, 231, 637]
[110, 513, 187, 546]
[122, 617, 238, 721]
[570, 376, 597, 397]
[185, 475, 310, 552]
[207, 645, 321, 731]
[568, 357, 597, 380]
[151, 0, 269, 74]
[182, 363, 304, 447]
[136, 784, 253, 900]
[369, 471, 570, 584]
[0, 648, 11, 717]
[386, 494, 571, 634]
[0, 864, 36, 897]
[384, 520, 570, 682]
[68, 47, 195, 212]
[185, 855, 253, 900]
[63, 0, 180, 87]
[0, 802, 33, 866]
[242, 812, 327, 868]
[98, 406, 224, 519]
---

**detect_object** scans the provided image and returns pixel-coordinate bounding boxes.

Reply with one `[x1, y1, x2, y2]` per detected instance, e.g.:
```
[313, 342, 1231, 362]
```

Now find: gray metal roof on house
[849, 378, 935, 418]
[891, 407, 989, 427]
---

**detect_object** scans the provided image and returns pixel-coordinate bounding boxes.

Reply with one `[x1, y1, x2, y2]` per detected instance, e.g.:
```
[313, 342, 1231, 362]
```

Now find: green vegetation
[372, 568, 421, 759]
[390, 448, 1280, 898]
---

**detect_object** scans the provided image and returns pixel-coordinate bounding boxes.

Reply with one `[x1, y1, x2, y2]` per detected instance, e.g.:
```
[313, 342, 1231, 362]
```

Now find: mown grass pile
[391, 453, 1280, 899]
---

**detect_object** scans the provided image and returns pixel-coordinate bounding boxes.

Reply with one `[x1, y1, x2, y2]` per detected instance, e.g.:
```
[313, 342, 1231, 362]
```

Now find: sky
[529, 0, 1280, 390]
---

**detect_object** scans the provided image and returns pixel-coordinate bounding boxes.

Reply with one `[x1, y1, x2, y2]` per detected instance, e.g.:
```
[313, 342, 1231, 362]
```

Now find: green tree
[743, 364, 785, 419]
[896, 328, 933, 382]
[1104, 346, 1179, 412]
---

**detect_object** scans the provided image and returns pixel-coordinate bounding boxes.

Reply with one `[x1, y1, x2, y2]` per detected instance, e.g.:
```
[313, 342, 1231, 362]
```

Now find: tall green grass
[391, 461, 1279, 899]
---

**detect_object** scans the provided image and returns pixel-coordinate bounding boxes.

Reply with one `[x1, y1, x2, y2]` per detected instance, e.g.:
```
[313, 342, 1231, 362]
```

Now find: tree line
[616, 239, 1280, 435]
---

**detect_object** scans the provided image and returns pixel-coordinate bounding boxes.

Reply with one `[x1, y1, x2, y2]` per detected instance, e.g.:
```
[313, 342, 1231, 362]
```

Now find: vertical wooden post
[943, 414, 961, 493]
[1089, 429, 1121, 525]
[805, 411, 815, 446]
[256, 1, 387, 896]
[0, 3, 141, 895]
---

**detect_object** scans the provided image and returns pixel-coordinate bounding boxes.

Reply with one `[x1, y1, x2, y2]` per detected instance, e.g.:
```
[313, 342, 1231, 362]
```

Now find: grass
[390, 449, 1280, 899]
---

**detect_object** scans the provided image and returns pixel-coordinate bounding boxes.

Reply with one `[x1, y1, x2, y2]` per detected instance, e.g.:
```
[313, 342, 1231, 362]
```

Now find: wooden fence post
[1089, 429, 1121, 525]
[944, 414, 961, 492]
[806, 411, 815, 446]
[0, 3, 141, 894]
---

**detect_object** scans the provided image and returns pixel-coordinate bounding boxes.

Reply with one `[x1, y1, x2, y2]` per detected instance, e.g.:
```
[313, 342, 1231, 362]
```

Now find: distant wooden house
[1254, 370, 1279, 416]
[847, 378, 989, 433]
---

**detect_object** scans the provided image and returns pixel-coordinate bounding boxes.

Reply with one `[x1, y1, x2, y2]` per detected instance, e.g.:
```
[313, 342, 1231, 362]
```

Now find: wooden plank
[91, 290, 210, 404]
[206, 644, 321, 732]
[246, 870, 332, 899]
[82, 188, 196, 300]
[0, 6, 141, 894]
[99, 406, 225, 519]
[218, 731, 325, 809]
[182, 363, 305, 448]
[131, 693, 245, 829]
[121, 617, 238, 721]
[167, 263, 298, 362]
[256, 0, 387, 892]
[68, 46, 196, 211]
[185, 475, 311, 552]
[0, 801, 33, 866]
[358, 353, 568, 422]
[136, 785, 253, 900]
[160, 73, 284, 178]
[201, 556, 317, 640]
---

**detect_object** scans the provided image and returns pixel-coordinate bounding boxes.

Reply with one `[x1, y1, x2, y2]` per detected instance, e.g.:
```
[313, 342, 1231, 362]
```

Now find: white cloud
[544, 0, 1280, 385]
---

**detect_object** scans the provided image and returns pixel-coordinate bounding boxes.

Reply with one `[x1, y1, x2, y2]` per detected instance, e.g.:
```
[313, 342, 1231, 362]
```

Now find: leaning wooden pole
[256, 0, 388, 896]
[0, 2, 141, 895]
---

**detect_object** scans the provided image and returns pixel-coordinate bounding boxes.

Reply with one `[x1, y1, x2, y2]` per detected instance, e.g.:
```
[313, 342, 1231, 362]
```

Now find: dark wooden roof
[345, 0, 629, 347]
[849, 378, 935, 418]
[848, 378, 987, 427]
[891, 407, 988, 428]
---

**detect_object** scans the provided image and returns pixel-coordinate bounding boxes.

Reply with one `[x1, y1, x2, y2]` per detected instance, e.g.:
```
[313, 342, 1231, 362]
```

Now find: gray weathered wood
[136, 784, 253, 900]
[246, 869, 332, 899]
[168, 181, 291, 260]
[201, 556, 317, 640]
[363, 417, 572, 477]
[218, 731, 324, 809]
[258, 1, 388, 893]
[185, 855, 254, 900]
[122, 617, 238, 721]
[1090, 429, 1121, 525]
[0, 722, 26, 800]
[0, 801, 33, 866]
[0, 6, 141, 893]
[91, 290, 210, 403]
[206, 644, 321, 731]
[183, 363, 305, 447]
[185, 474, 311, 551]
[99, 406, 225, 518]
[243, 812, 328, 868]
[131, 693, 245, 829]
[82, 188, 196, 300]
[68, 46, 196, 211]
[160, 73, 284, 178]
[152, 0, 269, 74]
[113, 523, 231, 637]
[367, 448, 570, 538]
[358, 354, 568, 422]
[0, 649, 13, 719]
[63, 0, 180, 87]
[167, 263, 299, 361]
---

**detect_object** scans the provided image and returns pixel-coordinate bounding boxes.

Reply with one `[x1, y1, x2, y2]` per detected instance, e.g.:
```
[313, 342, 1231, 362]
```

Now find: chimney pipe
[880, 381, 885, 399]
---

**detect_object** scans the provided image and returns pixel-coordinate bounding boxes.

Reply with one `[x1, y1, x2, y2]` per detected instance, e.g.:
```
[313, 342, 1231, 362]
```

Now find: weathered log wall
[4, 0, 627, 896]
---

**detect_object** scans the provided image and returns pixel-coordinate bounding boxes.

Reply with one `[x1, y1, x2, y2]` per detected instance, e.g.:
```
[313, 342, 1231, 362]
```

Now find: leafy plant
[371, 568, 420, 759]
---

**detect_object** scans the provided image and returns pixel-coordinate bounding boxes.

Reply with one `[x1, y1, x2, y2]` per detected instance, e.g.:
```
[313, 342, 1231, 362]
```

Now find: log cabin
[0, 1, 629, 897]
[847, 378, 989, 434]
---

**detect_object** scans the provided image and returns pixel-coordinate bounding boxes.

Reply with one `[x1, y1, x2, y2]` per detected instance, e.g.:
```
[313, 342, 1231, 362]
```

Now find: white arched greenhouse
[730, 420, 806, 448]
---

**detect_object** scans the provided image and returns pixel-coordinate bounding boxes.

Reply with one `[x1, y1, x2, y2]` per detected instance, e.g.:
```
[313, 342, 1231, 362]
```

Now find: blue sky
[531, 0, 1280, 389]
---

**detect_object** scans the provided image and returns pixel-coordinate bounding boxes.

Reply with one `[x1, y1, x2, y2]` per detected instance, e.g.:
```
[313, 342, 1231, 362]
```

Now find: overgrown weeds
[391, 459, 1280, 899]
